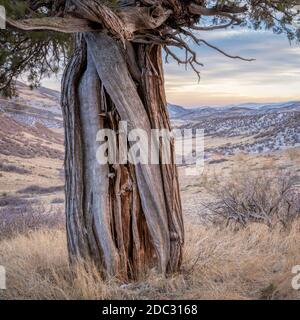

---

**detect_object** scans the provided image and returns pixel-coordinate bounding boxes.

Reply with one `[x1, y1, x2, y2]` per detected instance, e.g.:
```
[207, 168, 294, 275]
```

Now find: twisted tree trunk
[61, 32, 184, 280]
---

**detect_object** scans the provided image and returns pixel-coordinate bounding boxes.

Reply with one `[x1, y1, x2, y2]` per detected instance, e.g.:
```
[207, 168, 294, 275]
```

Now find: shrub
[202, 169, 300, 229]
[0, 162, 31, 175]
[17, 185, 64, 195]
[51, 198, 64, 204]
[0, 203, 64, 240]
[0, 195, 36, 208]
[209, 158, 228, 165]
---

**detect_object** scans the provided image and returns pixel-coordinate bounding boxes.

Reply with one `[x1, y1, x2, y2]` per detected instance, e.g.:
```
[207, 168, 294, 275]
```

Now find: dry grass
[287, 148, 300, 162]
[1, 221, 300, 300]
[0, 204, 64, 240]
[0, 148, 299, 300]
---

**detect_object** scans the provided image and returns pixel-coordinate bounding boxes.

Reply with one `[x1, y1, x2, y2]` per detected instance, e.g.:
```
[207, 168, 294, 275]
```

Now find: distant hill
[0, 82, 299, 158]
[0, 82, 62, 129]
[168, 101, 300, 156]
[168, 101, 300, 120]
[0, 83, 63, 160]
[167, 103, 191, 118]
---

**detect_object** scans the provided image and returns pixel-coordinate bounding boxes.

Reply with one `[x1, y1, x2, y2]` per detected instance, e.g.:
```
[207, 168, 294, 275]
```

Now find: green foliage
[0, 1, 71, 96]
[0, 0, 28, 19]
[0, 29, 71, 97]
[245, 0, 300, 42]
[0, 0, 65, 18]
[203, 1, 300, 42]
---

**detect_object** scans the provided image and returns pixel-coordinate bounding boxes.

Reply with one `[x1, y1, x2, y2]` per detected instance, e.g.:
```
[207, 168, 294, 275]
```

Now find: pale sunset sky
[40, 28, 300, 108]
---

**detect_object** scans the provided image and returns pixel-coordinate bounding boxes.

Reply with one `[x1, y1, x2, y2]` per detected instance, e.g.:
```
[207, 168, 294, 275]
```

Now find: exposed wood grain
[61, 31, 183, 279]
[7, 17, 97, 33]
[85, 32, 171, 274]
[137, 44, 184, 272]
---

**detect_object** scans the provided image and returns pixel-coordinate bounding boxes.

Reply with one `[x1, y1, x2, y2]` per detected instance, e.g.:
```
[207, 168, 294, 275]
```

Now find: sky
[40, 28, 300, 108]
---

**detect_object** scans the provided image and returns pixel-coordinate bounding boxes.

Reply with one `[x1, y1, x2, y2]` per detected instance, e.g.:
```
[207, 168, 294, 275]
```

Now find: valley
[0, 83, 300, 300]
[0, 83, 299, 223]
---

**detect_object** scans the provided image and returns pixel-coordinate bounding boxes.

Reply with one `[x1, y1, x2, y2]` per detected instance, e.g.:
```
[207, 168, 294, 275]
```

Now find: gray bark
[61, 32, 184, 280]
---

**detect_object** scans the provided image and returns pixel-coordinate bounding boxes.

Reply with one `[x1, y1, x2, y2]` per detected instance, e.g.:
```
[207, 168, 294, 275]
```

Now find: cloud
[164, 29, 300, 106]
[41, 28, 300, 107]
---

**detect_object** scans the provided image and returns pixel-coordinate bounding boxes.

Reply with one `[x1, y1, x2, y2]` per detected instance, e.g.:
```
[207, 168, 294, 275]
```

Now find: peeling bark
[61, 32, 184, 280]
[137, 44, 184, 272]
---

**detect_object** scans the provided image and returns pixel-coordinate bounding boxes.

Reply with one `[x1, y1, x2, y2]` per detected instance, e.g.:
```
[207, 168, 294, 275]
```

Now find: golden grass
[287, 148, 300, 162]
[1, 221, 300, 300]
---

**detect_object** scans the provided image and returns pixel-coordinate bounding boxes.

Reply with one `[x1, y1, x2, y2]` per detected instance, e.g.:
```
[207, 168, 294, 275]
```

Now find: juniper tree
[1, 0, 299, 280]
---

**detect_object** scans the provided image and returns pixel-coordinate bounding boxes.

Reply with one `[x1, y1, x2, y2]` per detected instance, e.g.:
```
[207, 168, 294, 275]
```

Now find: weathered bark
[136, 44, 184, 273]
[61, 32, 184, 280]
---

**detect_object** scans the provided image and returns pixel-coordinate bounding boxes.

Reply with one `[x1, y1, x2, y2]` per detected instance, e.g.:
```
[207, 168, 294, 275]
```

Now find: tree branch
[190, 19, 236, 31]
[6, 17, 97, 33]
[181, 28, 256, 62]
[188, 3, 248, 16]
